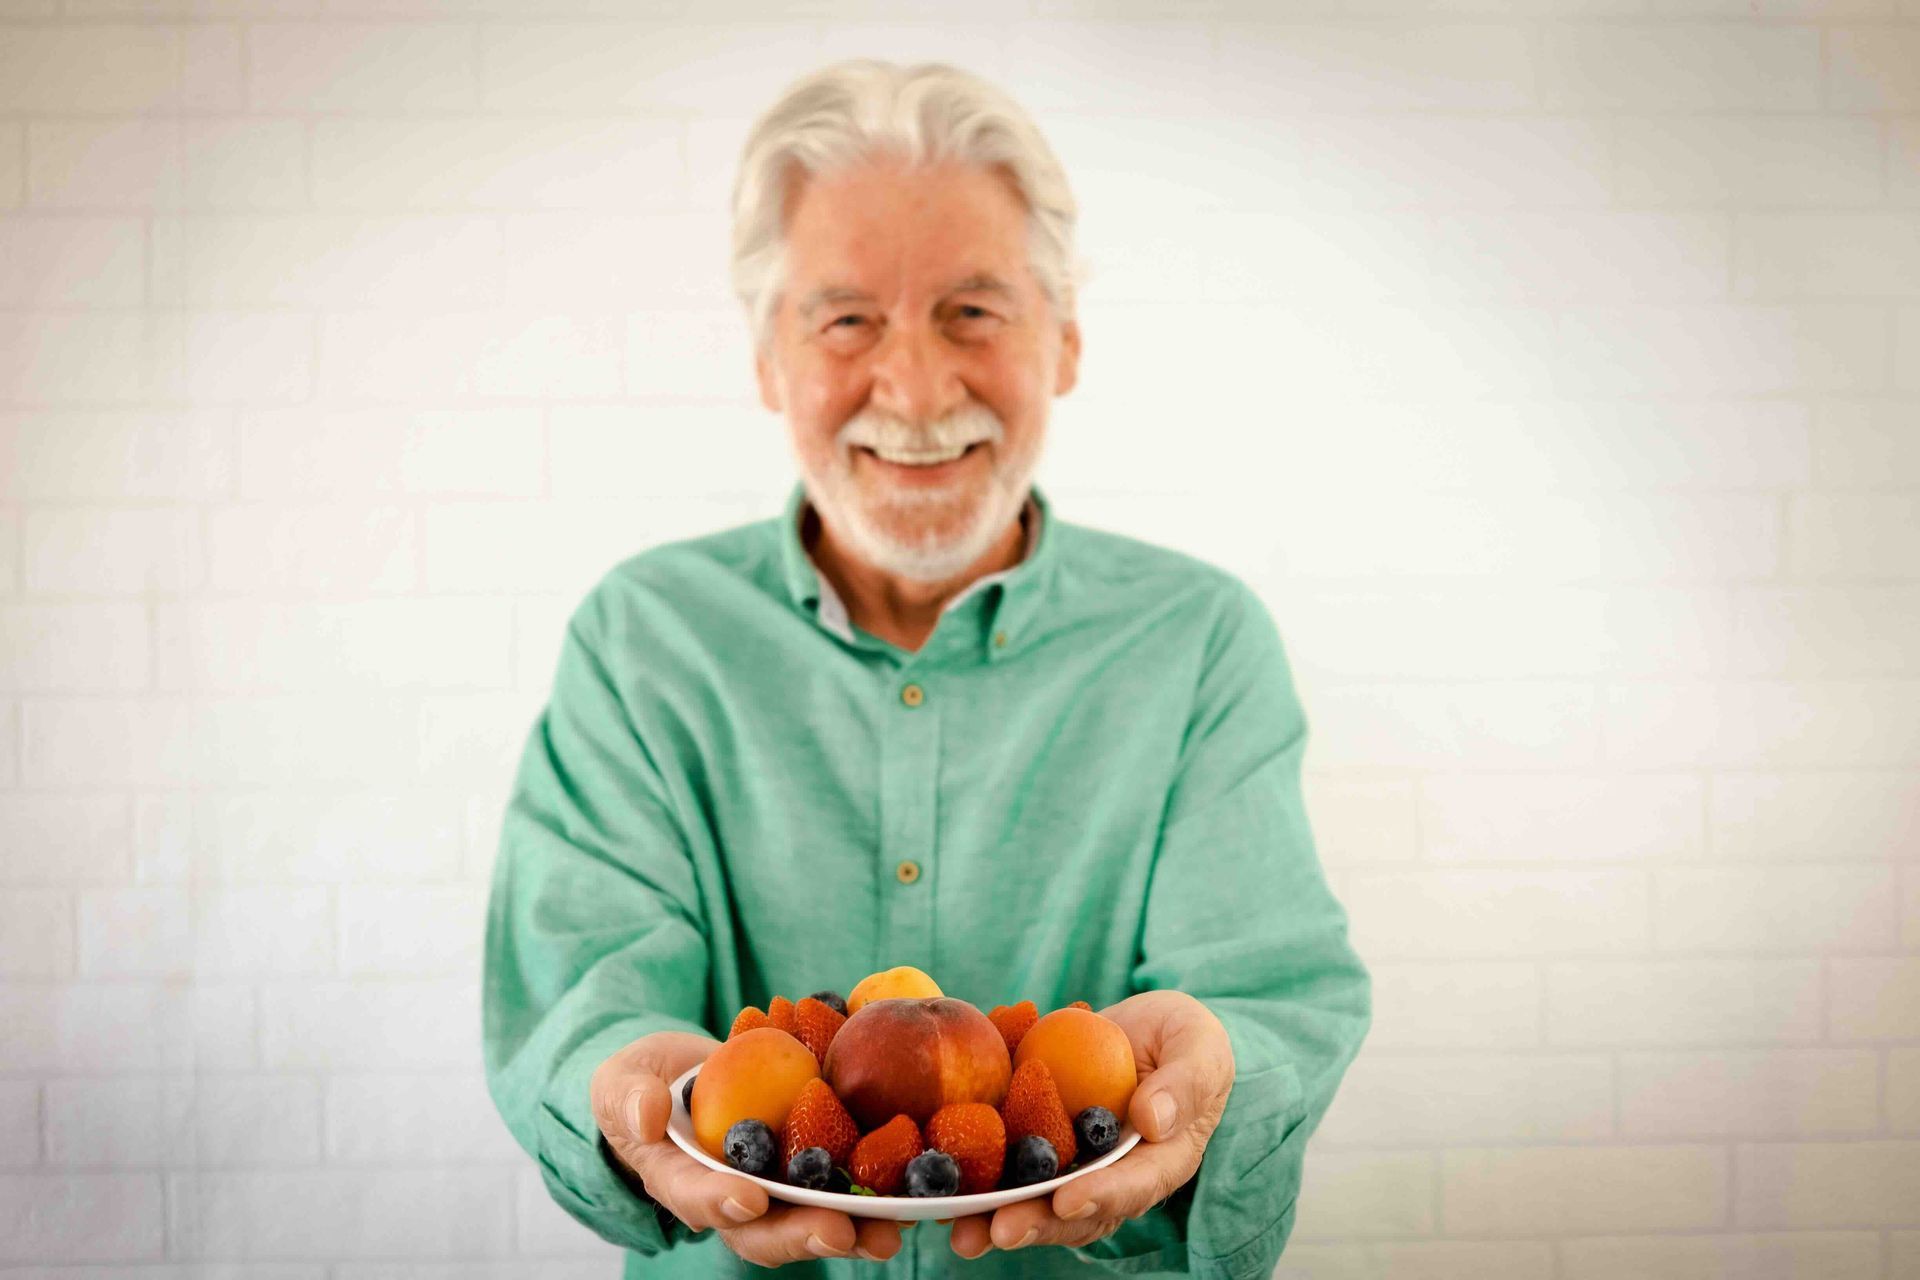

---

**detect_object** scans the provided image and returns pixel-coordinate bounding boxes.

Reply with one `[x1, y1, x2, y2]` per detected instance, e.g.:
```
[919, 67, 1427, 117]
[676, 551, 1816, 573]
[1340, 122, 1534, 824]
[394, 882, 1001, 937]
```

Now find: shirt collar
[777, 479, 1056, 661]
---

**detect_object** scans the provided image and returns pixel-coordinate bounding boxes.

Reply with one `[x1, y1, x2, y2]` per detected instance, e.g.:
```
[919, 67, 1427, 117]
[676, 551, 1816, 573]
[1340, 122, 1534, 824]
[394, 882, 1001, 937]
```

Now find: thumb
[591, 1031, 722, 1145]
[1129, 1057, 1209, 1143]
[1114, 997, 1231, 1144]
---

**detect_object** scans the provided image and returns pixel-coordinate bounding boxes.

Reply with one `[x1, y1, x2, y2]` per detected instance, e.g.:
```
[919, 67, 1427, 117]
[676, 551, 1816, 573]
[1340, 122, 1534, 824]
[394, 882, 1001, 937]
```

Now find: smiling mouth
[856, 442, 987, 469]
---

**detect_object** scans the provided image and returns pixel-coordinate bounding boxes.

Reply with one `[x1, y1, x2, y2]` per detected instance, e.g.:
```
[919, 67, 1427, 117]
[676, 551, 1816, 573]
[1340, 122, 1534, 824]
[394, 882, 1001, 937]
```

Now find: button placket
[876, 673, 938, 974]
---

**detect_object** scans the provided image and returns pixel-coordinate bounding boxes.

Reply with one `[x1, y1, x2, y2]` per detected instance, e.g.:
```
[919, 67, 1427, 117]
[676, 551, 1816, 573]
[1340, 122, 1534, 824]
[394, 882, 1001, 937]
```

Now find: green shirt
[482, 480, 1371, 1279]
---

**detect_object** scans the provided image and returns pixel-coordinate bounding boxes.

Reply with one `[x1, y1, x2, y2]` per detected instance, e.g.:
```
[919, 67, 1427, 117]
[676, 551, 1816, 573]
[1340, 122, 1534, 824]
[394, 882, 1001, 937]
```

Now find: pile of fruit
[684, 965, 1137, 1198]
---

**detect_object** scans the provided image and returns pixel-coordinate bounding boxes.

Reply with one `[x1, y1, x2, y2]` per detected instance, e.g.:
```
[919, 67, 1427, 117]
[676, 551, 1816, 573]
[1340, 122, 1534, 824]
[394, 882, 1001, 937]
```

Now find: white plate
[665, 1065, 1142, 1222]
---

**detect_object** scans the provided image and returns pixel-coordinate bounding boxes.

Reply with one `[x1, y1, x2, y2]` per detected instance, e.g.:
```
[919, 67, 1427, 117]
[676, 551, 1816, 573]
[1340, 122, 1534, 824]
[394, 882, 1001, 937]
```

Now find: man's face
[755, 157, 1081, 583]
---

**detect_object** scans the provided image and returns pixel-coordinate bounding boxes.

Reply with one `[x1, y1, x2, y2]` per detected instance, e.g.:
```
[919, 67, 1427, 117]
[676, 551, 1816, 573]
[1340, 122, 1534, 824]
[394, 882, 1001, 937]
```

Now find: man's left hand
[946, 990, 1235, 1259]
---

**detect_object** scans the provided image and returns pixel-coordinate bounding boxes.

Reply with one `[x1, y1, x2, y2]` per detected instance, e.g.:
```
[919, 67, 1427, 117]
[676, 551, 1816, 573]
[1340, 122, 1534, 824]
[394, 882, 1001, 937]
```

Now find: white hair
[730, 59, 1085, 355]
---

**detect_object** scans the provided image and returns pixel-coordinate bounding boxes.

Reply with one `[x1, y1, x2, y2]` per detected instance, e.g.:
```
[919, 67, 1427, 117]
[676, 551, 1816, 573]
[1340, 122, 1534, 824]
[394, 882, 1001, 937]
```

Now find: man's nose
[868, 319, 965, 426]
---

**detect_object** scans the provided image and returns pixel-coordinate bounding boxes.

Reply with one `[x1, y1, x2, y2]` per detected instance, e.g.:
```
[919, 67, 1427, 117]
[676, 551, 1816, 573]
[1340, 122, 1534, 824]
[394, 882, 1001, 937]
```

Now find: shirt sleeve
[1075, 575, 1373, 1280]
[481, 588, 714, 1256]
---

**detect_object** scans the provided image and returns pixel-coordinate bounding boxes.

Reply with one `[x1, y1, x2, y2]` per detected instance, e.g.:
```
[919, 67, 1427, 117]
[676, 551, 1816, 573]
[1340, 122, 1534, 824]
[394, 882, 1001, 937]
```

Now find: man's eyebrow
[796, 274, 1017, 318]
[944, 272, 1015, 299]
[798, 286, 872, 319]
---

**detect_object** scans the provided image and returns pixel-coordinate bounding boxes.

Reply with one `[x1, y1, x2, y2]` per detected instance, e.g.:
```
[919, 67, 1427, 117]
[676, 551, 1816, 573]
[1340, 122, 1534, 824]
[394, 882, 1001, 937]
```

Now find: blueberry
[1075, 1106, 1120, 1158]
[904, 1149, 960, 1198]
[723, 1119, 777, 1177]
[1003, 1134, 1058, 1187]
[787, 1145, 833, 1190]
[808, 990, 849, 1017]
[826, 1165, 853, 1195]
[680, 1072, 696, 1114]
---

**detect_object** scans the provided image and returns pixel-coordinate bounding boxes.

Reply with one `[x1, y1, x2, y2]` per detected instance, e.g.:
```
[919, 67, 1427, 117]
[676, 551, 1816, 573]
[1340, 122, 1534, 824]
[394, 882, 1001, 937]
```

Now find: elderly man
[483, 59, 1369, 1278]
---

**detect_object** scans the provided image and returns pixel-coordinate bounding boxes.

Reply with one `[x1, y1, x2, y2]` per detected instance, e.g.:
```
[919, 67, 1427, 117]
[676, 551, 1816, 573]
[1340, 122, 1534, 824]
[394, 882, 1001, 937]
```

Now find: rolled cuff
[530, 1098, 677, 1253]
[1186, 1057, 1307, 1270]
[530, 1013, 709, 1255]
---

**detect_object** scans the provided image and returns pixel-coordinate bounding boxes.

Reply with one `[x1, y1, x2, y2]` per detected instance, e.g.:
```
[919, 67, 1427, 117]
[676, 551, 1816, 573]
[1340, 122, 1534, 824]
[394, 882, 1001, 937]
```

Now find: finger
[1131, 1064, 1195, 1143]
[1127, 1032, 1231, 1145]
[719, 1205, 859, 1266]
[592, 1064, 668, 1146]
[1049, 1128, 1202, 1226]
[590, 1031, 721, 1145]
[616, 1133, 769, 1232]
[989, 1196, 1062, 1251]
[948, 1212, 994, 1259]
[853, 1217, 904, 1261]
[993, 1195, 1139, 1253]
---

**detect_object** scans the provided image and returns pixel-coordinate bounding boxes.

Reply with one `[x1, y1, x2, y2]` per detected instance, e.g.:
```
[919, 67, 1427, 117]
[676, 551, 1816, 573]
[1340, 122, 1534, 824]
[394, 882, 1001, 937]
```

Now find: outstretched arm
[948, 575, 1371, 1278]
[481, 601, 716, 1254]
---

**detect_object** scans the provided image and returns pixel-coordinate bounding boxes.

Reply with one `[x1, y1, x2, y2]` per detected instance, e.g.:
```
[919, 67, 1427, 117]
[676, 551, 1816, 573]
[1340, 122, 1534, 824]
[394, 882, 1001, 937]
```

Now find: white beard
[797, 400, 1041, 583]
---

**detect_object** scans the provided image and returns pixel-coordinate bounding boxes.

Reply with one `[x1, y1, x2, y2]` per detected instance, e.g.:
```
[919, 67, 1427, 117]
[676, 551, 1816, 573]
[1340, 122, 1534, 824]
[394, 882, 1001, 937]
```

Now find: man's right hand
[590, 1030, 905, 1267]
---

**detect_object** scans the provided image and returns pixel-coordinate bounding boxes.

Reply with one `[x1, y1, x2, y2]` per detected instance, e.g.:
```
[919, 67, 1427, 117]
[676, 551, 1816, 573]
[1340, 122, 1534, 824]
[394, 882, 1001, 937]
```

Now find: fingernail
[1011, 1227, 1039, 1249]
[721, 1196, 756, 1223]
[1061, 1200, 1099, 1221]
[854, 1246, 878, 1261]
[623, 1088, 646, 1139]
[1151, 1092, 1176, 1134]
[807, 1233, 843, 1257]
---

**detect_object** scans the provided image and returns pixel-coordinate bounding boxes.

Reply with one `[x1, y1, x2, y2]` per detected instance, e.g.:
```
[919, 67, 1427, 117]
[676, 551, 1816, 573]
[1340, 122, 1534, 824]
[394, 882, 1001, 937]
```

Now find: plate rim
[664, 1064, 1142, 1221]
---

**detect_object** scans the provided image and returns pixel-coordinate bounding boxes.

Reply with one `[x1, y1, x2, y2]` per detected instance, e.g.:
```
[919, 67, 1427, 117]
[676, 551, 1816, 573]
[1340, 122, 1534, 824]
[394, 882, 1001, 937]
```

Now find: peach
[1013, 1007, 1138, 1121]
[846, 965, 942, 1015]
[689, 1026, 820, 1159]
[823, 996, 1010, 1131]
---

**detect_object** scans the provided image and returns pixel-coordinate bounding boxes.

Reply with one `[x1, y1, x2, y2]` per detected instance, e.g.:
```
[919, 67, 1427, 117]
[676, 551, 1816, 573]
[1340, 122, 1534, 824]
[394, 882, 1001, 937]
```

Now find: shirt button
[896, 859, 921, 884]
[993, 631, 1008, 648]
[900, 683, 925, 708]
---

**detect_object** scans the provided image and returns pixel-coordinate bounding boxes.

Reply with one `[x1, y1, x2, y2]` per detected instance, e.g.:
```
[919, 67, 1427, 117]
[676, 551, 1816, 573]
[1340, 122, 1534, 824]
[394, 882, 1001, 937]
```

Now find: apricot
[1013, 1007, 1138, 1121]
[846, 965, 943, 1015]
[689, 1026, 820, 1159]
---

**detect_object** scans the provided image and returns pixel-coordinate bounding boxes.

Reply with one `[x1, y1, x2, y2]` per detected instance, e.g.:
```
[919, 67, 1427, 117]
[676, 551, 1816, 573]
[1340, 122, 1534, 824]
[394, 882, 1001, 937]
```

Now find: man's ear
[1053, 318, 1082, 397]
[755, 346, 783, 413]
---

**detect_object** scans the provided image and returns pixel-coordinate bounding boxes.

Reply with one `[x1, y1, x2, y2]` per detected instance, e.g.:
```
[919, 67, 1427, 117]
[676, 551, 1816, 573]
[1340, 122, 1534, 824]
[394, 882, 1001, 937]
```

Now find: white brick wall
[1, 3, 1916, 1274]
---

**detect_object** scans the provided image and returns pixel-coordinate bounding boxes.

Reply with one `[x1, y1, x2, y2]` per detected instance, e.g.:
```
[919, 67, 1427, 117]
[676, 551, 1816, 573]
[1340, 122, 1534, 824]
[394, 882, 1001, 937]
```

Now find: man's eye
[829, 316, 866, 329]
[952, 305, 1005, 330]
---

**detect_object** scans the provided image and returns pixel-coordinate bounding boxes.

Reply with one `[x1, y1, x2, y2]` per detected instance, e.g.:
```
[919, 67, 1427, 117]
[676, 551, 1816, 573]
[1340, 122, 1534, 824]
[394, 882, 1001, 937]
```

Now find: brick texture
[2, 4, 1916, 1272]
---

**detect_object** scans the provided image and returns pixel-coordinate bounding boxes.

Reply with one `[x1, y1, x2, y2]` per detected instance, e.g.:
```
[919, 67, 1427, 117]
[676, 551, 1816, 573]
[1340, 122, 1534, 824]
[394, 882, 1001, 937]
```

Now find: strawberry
[1001, 1059, 1077, 1168]
[781, 1078, 858, 1171]
[850, 1114, 923, 1196]
[729, 1005, 770, 1038]
[925, 1102, 1006, 1196]
[767, 995, 797, 1034]
[792, 996, 846, 1064]
[987, 1000, 1038, 1055]
[1067, 1000, 1092, 1012]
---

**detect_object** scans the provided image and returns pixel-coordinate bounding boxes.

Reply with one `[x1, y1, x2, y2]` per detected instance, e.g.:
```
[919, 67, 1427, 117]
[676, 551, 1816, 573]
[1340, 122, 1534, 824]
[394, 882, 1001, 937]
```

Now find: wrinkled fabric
[482, 480, 1371, 1279]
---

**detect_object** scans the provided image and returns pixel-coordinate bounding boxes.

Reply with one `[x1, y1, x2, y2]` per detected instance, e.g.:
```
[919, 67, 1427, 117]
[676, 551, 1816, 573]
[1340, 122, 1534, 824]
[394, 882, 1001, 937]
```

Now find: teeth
[868, 443, 975, 466]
